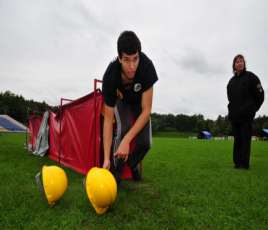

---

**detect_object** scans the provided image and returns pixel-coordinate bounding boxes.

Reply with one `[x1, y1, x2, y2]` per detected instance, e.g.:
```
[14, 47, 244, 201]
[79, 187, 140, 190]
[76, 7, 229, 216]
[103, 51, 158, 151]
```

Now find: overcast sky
[1, 0, 267, 119]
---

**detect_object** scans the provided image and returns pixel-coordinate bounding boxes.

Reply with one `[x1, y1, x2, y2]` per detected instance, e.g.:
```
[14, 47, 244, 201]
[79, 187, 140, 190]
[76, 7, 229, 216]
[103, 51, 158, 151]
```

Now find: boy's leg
[127, 120, 151, 169]
[112, 100, 132, 183]
[112, 100, 152, 181]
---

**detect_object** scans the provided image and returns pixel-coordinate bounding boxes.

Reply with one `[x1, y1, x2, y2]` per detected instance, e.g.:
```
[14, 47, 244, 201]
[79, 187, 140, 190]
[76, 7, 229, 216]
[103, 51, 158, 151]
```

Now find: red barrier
[28, 79, 135, 179]
[49, 90, 103, 174]
[28, 114, 43, 151]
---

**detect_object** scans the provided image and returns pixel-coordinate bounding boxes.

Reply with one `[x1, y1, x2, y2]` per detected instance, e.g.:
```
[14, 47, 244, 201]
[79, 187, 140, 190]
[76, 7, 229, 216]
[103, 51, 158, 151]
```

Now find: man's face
[119, 52, 139, 80]
[234, 57, 245, 73]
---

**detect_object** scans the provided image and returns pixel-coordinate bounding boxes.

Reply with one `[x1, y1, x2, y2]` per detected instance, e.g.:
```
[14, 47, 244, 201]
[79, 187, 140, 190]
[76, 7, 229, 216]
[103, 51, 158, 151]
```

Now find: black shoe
[131, 166, 141, 181]
[242, 165, 249, 170]
[234, 164, 241, 169]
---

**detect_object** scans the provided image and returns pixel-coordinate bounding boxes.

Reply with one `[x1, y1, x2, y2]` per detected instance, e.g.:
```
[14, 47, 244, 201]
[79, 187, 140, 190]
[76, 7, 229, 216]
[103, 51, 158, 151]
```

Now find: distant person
[102, 31, 158, 183]
[227, 54, 264, 169]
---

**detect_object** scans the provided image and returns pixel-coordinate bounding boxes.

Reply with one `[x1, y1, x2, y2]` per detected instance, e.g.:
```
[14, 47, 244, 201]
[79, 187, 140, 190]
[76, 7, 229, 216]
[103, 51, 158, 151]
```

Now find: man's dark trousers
[232, 121, 252, 168]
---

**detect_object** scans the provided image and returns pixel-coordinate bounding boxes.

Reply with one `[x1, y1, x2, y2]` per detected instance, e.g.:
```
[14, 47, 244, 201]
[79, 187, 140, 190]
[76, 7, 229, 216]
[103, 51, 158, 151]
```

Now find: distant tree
[0, 91, 51, 124]
[263, 122, 268, 129]
[252, 115, 268, 135]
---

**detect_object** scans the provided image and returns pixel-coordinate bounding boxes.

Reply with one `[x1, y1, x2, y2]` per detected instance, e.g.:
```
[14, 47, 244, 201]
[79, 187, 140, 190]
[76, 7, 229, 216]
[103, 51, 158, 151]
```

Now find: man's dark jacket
[227, 70, 264, 123]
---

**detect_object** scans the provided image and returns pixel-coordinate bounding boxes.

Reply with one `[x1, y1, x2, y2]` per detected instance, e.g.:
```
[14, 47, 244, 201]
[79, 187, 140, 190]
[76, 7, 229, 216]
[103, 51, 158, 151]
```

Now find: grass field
[0, 133, 267, 230]
[152, 131, 196, 138]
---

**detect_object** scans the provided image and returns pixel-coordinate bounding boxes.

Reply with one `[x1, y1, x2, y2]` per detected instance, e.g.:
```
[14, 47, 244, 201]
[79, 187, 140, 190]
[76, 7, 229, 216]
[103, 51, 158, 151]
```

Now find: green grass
[0, 133, 267, 229]
[153, 131, 195, 138]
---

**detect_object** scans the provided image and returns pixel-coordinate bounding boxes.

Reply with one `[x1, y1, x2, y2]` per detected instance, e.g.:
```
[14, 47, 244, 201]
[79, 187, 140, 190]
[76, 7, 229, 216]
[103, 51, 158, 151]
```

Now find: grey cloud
[0, 0, 267, 119]
[167, 48, 225, 75]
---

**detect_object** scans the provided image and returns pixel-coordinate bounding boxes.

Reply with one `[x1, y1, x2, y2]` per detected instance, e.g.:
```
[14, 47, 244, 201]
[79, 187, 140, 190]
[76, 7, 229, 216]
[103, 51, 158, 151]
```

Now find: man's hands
[114, 139, 130, 162]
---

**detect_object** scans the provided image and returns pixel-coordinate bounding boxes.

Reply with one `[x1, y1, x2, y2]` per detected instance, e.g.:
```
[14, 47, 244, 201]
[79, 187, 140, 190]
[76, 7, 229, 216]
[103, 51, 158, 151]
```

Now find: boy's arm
[102, 104, 115, 169]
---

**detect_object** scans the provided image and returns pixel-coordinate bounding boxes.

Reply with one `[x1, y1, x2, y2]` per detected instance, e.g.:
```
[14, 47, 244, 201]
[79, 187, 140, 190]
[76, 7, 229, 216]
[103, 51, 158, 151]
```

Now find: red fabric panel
[48, 91, 103, 175]
[28, 115, 42, 151]
[121, 164, 132, 179]
[48, 112, 60, 162]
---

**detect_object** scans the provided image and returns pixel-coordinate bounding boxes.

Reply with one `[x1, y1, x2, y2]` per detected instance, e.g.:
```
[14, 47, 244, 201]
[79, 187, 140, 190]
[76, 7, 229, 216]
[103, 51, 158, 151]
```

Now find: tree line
[1, 90, 267, 136]
[0, 91, 51, 125]
[151, 113, 268, 136]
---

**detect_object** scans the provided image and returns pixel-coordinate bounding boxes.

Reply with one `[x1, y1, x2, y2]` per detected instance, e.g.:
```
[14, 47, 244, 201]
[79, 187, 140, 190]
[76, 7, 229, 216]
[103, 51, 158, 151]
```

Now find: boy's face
[119, 52, 139, 80]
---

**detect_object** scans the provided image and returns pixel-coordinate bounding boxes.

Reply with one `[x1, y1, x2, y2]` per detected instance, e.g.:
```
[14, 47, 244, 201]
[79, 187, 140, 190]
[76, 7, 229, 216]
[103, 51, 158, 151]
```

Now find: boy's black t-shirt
[102, 52, 158, 107]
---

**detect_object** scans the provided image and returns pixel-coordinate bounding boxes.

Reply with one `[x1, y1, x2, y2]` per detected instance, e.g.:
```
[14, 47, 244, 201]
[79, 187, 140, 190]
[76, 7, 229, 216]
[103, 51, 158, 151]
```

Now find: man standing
[227, 54, 264, 169]
[102, 31, 158, 183]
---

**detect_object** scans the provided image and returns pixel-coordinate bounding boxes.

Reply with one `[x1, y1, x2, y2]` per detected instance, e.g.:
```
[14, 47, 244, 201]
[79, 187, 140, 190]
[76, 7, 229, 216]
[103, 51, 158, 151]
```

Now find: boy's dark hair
[232, 54, 246, 74]
[117, 31, 141, 58]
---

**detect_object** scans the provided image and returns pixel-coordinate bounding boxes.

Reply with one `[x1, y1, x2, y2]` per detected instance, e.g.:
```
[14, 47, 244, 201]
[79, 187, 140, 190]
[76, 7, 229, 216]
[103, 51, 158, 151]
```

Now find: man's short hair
[117, 31, 141, 58]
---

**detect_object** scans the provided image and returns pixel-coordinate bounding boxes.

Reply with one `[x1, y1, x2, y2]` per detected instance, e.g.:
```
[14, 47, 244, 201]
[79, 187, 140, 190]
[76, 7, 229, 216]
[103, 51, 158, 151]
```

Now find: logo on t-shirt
[134, 83, 142, 92]
[257, 83, 263, 93]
